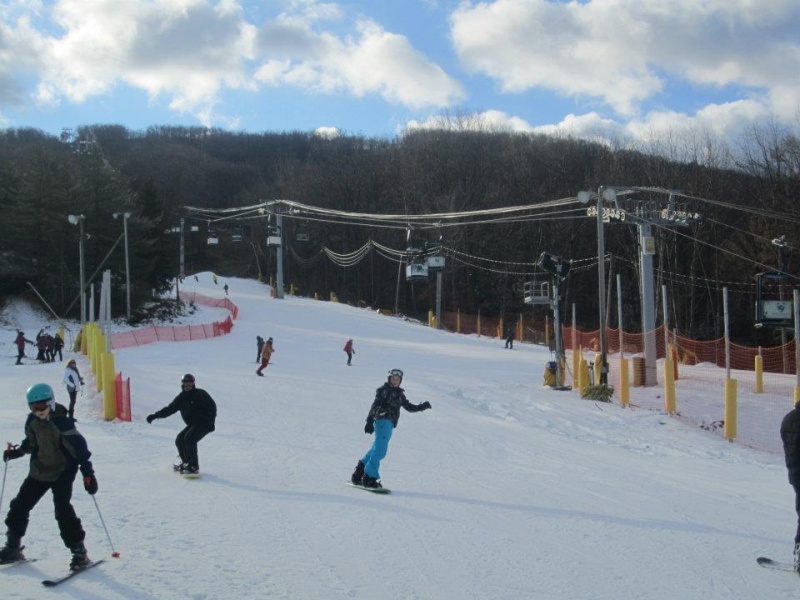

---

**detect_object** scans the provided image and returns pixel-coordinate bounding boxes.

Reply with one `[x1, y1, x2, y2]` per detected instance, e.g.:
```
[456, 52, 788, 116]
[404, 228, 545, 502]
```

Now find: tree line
[0, 119, 797, 343]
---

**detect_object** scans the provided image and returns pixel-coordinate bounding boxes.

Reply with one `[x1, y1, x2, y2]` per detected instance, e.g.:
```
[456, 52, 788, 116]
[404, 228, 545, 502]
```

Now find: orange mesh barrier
[110, 293, 237, 350]
[114, 372, 131, 422]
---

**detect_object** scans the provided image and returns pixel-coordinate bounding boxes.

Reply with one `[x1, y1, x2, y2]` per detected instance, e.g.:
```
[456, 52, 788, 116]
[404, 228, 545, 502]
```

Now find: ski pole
[0, 450, 9, 517]
[91, 495, 121, 558]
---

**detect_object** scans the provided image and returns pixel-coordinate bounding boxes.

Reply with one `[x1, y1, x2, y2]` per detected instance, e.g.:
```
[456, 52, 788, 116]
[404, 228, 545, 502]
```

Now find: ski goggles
[388, 369, 404, 379]
[29, 400, 51, 413]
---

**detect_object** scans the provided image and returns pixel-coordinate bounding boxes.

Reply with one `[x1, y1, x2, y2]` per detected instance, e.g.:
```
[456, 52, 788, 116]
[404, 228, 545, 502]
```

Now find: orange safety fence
[110, 293, 237, 350]
[115, 372, 131, 422]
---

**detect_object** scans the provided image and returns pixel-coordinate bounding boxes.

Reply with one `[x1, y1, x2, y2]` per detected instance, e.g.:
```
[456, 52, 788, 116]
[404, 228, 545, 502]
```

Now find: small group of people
[35, 329, 65, 363]
[256, 336, 274, 376]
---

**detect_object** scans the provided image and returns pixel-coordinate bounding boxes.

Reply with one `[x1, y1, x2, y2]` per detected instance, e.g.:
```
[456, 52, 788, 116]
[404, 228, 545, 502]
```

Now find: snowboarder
[62, 359, 85, 420]
[0, 383, 98, 570]
[343, 339, 355, 366]
[146, 374, 217, 476]
[781, 400, 800, 570]
[13, 331, 33, 365]
[504, 322, 515, 349]
[256, 337, 274, 376]
[350, 369, 431, 489]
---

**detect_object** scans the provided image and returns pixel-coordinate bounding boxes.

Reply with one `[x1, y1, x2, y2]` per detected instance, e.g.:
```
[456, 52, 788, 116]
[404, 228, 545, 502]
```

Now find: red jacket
[343, 340, 353, 353]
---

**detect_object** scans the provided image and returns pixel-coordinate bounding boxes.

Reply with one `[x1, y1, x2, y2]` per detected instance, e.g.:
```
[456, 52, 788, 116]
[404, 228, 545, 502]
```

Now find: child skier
[350, 369, 431, 489]
[0, 383, 98, 570]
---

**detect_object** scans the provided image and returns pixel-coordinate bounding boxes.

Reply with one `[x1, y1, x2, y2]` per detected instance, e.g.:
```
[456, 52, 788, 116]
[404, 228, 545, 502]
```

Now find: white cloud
[255, 16, 465, 108]
[450, 0, 800, 121]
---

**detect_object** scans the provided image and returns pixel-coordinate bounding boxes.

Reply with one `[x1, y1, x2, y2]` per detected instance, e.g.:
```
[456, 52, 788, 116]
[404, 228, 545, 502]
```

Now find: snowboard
[173, 464, 201, 479]
[757, 556, 798, 573]
[347, 482, 391, 494]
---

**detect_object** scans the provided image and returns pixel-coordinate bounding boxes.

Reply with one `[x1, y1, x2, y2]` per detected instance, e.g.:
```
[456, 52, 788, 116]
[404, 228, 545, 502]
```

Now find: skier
[781, 400, 800, 570]
[62, 359, 85, 420]
[343, 339, 355, 366]
[14, 331, 33, 365]
[53, 332, 65, 362]
[0, 383, 98, 570]
[146, 374, 217, 476]
[350, 369, 432, 489]
[223, 283, 229, 295]
[256, 335, 265, 363]
[256, 337, 274, 376]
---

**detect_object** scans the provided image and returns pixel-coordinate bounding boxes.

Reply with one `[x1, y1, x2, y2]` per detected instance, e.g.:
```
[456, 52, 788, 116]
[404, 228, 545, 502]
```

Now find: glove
[420, 401, 432, 410]
[364, 420, 374, 435]
[146, 414, 156, 424]
[3, 446, 24, 462]
[83, 473, 98, 495]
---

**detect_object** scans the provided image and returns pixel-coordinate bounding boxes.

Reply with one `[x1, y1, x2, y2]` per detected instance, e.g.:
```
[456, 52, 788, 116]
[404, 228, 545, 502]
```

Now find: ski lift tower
[533, 252, 572, 390]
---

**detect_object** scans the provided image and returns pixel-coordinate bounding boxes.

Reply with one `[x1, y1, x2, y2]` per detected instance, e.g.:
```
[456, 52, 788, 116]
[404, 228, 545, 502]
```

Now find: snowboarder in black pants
[781, 400, 800, 570]
[0, 383, 98, 571]
[350, 369, 431, 490]
[146, 374, 217, 476]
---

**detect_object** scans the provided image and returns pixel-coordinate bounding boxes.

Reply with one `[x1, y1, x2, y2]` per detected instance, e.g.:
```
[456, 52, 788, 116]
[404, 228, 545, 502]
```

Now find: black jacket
[366, 382, 427, 428]
[781, 404, 800, 485]
[153, 388, 217, 431]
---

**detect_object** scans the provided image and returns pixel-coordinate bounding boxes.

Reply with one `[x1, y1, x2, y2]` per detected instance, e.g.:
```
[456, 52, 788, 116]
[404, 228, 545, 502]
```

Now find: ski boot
[69, 543, 91, 571]
[794, 543, 800, 572]
[351, 461, 365, 485]
[0, 535, 24, 564]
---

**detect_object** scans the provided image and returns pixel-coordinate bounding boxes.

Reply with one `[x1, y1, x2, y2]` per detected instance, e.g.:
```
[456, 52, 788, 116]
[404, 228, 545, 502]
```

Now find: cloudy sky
[1, 0, 799, 145]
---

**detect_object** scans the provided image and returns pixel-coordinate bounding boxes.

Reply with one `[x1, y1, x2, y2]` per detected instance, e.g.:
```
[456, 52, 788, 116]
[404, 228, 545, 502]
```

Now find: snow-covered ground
[0, 274, 798, 599]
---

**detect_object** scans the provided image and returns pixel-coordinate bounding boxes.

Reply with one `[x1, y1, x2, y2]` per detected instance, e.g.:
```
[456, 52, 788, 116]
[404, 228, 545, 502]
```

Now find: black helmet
[182, 374, 195, 383]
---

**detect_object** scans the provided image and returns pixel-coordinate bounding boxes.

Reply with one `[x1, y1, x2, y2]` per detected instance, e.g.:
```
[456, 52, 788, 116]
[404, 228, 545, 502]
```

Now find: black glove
[83, 473, 98, 495]
[364, 420, 374, 435]
[146, 414, 156, 424]
[420, 401, 432, 410]
[3, 445, 24, 462]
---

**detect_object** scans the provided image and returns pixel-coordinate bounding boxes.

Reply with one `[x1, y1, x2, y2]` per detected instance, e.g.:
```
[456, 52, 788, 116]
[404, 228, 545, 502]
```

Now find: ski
[41, 559, 105, 587]
[347, 482, 391, 494]
[757, 556, 798, 573]
[0, 558, 36, 569]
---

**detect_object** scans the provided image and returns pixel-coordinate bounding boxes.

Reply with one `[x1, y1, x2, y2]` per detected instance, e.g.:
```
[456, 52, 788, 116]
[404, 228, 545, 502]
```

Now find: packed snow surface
[0, 274, 797, 599]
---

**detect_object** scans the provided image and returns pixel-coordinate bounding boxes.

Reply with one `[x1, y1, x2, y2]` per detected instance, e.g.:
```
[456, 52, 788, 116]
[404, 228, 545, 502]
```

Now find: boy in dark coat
[146, 374, 217, 475]
[14, 331, 33, 365]
[781, 401, 800, 570]
[350, 369, 431, 489]
[0, 383, 98, 570]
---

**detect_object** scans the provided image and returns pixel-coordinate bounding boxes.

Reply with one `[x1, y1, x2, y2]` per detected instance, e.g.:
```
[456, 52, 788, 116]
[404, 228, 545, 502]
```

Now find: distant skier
[504, 322, 515, 349]
[223, 283, 229, 295]
[350, 369, 431, 490]
[256, 335, 265, 363]
[0, 383, 97, 570]
[343, 339, 355, 366]
[146, 374, 217, 476]
[62, 359, 85, 420]
[256, 337, 274, 376]
[53, 332, 65, 362]
[781, 400, 800, 570]
[13, 331, 33, 365]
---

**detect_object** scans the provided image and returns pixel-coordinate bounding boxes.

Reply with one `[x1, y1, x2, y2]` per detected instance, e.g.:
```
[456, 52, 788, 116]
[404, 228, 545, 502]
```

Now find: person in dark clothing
[256, 336, 265, 363]
[223, 283, 229, 295]
[14, 331, 33, 365]
[0, 383, 97, 571]
[781, 401, 800, 570]
[504, 323, 515, 349]
[146, 374, 217, 475]
[35, 331, 47, 362]
[256, 338, 274, 376]
[350, 369, 432, 489]
[53, 333, 65, 362]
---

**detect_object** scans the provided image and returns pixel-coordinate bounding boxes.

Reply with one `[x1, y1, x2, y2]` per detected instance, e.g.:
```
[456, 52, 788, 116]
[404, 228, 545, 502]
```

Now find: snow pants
[361, 418, 394, 479]
[793, 482, 800, 546]
[4, 476, 85, 548]
[176, 424, 213, 470]
[67, 388, 78, 420]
